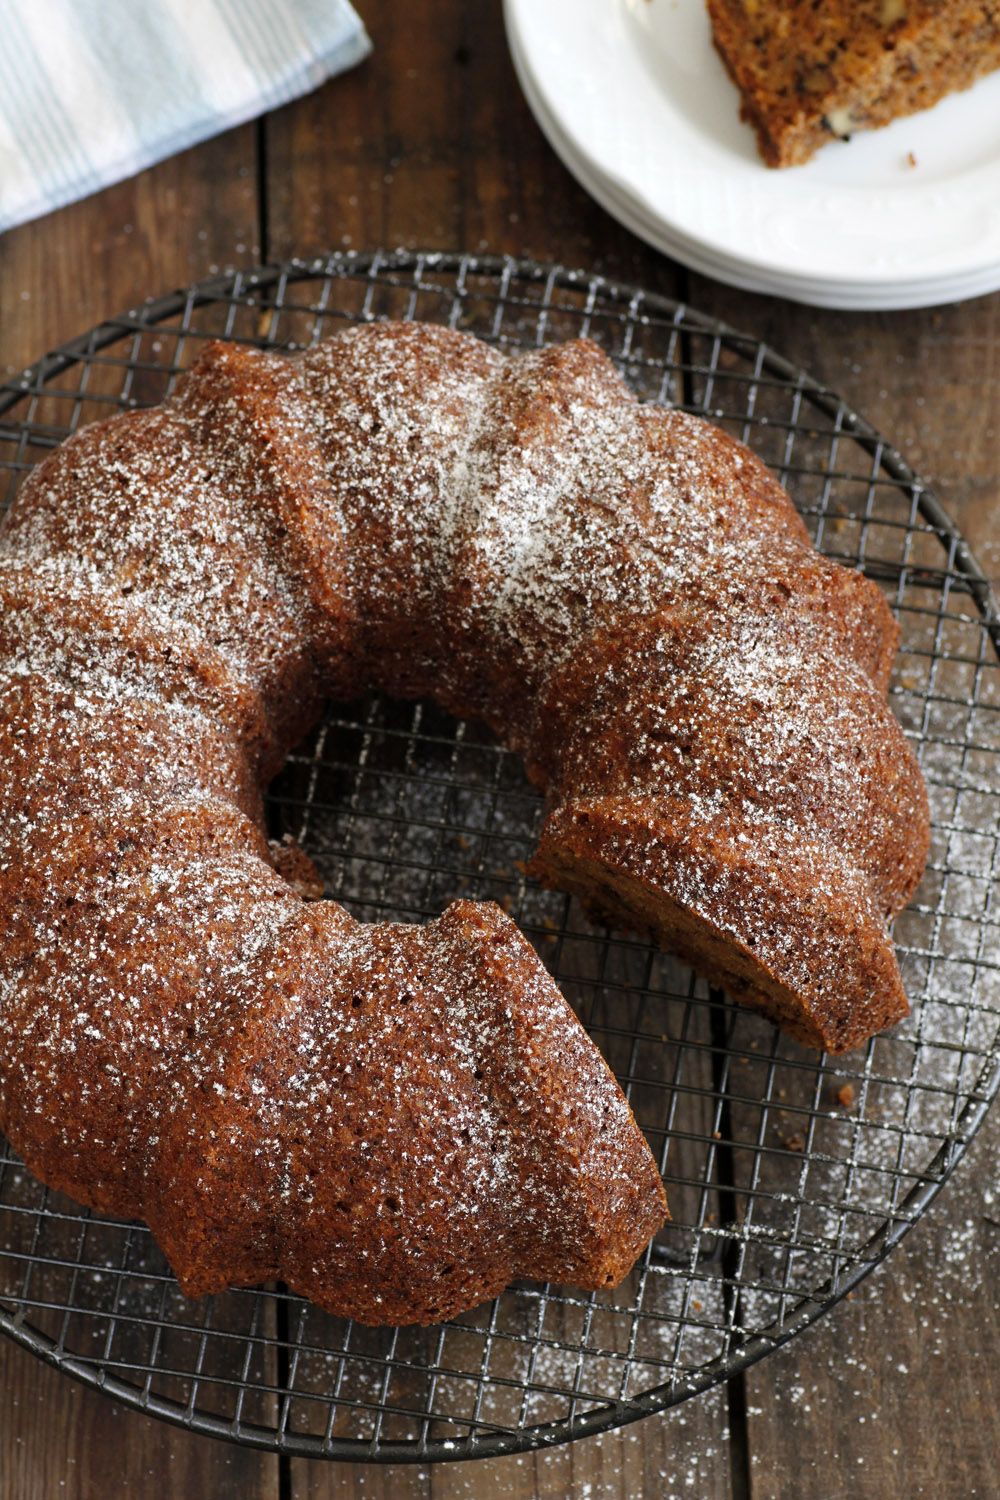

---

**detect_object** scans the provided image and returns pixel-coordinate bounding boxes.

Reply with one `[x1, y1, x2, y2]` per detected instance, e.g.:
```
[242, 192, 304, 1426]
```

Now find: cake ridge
[0, 319, 928, 1324]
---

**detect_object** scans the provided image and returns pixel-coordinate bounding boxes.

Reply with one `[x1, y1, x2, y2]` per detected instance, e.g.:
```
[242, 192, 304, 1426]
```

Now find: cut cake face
[706, 0, 1000, 166]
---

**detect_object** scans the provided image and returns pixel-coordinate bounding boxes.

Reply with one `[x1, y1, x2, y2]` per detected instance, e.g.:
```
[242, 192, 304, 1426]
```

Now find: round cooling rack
[0, 253, 998, 1462]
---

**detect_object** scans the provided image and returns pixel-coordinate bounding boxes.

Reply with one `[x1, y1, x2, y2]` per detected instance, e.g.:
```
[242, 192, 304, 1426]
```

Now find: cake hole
[384, 1195, 401, 1214]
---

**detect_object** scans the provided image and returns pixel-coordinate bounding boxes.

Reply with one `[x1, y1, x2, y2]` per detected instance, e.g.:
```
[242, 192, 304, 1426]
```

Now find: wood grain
[263, 0, 678, 291]
[744, 1109, 1000, 1500]
[685, 274, 1000, 1500]
[0, 125, 258, 379]
[286, 1389, 734, 1500]
[0, 124, 272, 1500]
[0, 1340, 277, 1500]
[1, 1, 998, 1495]
[685, 280, 1000, 588]
[263, 7, 733, 1494]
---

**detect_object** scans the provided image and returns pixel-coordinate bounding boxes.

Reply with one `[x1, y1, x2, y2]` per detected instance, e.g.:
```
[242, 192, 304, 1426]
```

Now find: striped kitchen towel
[0, 0, 371, 234]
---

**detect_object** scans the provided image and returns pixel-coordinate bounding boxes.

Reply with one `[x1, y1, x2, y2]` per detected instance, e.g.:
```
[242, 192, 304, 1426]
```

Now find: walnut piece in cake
[706, 0, 1000, 167]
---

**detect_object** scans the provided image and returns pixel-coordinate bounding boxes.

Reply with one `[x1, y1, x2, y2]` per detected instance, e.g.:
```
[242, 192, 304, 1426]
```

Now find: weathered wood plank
[742, 1109, 999, 1500]
[264, 4, 736, 1496]
[267, 5, 1000, 1497]
[1, 3, 996, 1493]
[287, 1390, 733, 1500]
[684, 283, 1000, 588]
[0, 1338, 278, 1499]
[0, 124, 275, 1500]
[0, 126, 258, 379]
[263, 0, 679, 289]
[684, 276, 1000, 1498]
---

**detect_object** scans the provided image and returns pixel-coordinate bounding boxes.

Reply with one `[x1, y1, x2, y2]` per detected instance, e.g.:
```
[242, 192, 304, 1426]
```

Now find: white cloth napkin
[0, 0, 371, 233]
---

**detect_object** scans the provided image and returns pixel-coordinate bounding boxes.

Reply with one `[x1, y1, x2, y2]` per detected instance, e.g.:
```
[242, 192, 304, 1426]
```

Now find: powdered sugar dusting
[0, 318, 924, 1324]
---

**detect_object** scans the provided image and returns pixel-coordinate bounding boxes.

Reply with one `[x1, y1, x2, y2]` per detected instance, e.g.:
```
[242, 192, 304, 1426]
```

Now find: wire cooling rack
[0, 253, 998, 1462]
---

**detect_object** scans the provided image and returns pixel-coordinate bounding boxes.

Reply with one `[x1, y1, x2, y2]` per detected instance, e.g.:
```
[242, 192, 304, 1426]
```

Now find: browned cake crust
[0, 323, 927, 1323]
[707, 0, 1000, 167]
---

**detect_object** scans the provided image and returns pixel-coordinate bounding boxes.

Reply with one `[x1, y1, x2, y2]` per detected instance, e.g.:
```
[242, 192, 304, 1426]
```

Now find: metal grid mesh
[0, 252, 997, 1462]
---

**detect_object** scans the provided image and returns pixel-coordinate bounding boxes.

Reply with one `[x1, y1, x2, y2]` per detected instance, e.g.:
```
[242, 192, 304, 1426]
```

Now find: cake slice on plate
[706, 0, 1000, 167]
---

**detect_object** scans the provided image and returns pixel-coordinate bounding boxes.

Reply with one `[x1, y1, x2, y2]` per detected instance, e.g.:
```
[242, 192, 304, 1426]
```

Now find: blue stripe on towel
[0, 0, 371, 234]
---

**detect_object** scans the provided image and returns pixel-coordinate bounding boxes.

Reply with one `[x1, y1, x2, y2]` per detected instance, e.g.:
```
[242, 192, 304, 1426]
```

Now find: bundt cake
[707, 0, 1000, 167]
[0, 321, 927, 1324]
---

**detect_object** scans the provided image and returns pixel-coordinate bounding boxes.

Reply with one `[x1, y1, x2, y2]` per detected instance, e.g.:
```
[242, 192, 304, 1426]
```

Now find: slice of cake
[706, 0, 1000, 167]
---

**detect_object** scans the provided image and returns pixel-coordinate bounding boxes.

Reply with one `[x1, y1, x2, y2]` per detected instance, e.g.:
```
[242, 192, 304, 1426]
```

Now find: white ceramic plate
[505, 0, 1000, 309]
[507, 13, 1000, 309]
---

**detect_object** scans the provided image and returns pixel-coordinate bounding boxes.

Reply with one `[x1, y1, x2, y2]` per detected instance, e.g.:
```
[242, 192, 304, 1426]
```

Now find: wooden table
[0, 5, 997, 1497]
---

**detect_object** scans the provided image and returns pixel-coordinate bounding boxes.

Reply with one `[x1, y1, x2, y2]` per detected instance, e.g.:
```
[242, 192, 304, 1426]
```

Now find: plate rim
[505, 0, 1000, 300]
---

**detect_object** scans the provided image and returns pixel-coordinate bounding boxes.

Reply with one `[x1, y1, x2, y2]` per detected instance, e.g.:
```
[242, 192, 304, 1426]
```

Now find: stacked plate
[505, 0, 1000, 310]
